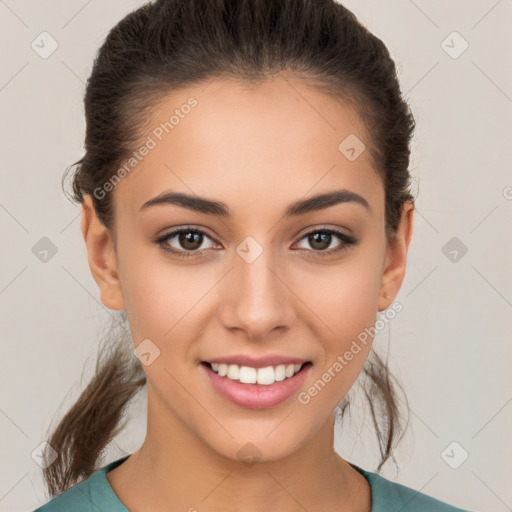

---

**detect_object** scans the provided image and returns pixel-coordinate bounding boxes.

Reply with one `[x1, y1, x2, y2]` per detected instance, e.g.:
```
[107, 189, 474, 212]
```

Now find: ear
[377, 201, 414, 311]
[81, 194, 126, 311]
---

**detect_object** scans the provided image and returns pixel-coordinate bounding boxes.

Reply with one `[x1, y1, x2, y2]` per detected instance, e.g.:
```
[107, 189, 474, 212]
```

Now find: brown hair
[43, 0, 415, 497]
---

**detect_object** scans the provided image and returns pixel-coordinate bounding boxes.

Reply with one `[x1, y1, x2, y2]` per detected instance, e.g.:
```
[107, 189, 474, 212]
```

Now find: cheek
[122, 268, 195, 339]
[293, 271, 379, 412]
[295, 254, 383, 334]
[116, 239, 171, 341]
[290, 250, 383, 393]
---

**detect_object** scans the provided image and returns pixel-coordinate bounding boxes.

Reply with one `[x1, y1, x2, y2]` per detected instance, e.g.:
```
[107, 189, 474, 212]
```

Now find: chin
[201, 428, 309, 466]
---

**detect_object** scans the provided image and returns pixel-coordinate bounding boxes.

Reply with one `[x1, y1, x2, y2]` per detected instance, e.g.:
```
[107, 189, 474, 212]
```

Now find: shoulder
[32, 457, 130, 512]
[32, 484, 99, 511]
[352, 464, 475, 512]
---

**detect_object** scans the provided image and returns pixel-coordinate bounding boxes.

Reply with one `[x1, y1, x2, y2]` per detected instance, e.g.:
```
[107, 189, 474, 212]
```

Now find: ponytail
[42, 314, 146, 497]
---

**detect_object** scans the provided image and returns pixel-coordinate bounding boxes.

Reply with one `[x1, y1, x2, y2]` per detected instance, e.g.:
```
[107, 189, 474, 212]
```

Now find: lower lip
[200, 362, 312, 409]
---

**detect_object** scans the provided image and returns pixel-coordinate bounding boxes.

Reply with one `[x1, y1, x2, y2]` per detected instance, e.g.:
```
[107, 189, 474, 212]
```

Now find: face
[82, 76, 413, 463]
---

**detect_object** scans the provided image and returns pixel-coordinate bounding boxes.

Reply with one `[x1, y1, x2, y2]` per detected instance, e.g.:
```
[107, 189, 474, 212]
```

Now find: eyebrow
[139, 189, 371, 217]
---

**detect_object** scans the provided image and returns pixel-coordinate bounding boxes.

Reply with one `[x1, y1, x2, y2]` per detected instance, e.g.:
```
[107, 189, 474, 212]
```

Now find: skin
[81, 76, 414, 512]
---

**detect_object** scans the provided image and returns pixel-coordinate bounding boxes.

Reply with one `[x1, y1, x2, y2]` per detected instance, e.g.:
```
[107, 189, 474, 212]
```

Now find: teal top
[34, 454, 473, 511]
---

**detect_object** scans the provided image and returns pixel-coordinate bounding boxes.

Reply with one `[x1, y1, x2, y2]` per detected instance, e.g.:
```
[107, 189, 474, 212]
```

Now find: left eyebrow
[283, 189, 371, 217]
[139, 189, 371, 217]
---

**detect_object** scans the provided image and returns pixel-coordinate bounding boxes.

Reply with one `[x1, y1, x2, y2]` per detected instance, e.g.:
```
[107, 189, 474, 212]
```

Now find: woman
[34, 0, 474, 510]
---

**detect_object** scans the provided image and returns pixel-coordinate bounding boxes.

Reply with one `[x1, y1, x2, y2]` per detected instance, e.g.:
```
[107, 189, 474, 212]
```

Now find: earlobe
[81, 195, 126, 311]
[377, 201, 414, 311]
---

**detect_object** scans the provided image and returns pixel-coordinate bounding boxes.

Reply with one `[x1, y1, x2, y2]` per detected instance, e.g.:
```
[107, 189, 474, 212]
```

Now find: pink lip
[200, 362, 312, 409]
[204, 354, 310, 369]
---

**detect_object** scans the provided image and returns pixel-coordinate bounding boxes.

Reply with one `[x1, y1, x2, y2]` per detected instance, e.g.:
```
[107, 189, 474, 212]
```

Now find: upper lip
[203, 355, 311, 369]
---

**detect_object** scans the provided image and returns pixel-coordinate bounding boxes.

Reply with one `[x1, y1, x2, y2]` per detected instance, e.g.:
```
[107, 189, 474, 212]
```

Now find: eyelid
[292, 226, 358, 255]
[154, 225, 220, 250]
[294, 223, 353, 239]
[154, 224, 358, 258]
[155, 224, 218, 240]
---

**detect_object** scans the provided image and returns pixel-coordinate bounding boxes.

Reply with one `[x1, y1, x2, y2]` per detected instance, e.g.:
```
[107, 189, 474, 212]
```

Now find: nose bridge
[220, 236, 295, 339]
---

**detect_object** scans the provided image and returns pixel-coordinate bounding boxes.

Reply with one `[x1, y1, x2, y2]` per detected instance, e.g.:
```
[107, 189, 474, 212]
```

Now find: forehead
[113, 77, 384, 220]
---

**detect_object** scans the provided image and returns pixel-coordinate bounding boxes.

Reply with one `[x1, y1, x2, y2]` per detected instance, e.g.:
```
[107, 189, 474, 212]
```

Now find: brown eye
[155, 227, 217, 258]
[177, 231, 203, 251]
[294, 228, 358, 257]
[307, 232, 333, 251]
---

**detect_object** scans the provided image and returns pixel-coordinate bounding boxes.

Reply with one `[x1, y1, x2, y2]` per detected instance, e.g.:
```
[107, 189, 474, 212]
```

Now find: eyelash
[154, 226, 358, 259]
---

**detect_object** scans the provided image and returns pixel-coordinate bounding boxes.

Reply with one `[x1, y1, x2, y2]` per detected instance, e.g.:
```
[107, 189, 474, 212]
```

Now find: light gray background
[1, 1, 511, 511]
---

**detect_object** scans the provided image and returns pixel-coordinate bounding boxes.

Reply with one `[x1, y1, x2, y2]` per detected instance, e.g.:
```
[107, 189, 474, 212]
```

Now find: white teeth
[256, 366, 274, 385]
[274, 364, 286, 381]
[239, 366, 257, 384]
[208, 362, 305, 385]
[285, 364, 295, 378]
[227, 364, 239, 380]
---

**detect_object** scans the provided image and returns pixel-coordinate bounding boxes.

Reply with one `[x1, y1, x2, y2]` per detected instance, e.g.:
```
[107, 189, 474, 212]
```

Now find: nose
[218, 246, 297, 342]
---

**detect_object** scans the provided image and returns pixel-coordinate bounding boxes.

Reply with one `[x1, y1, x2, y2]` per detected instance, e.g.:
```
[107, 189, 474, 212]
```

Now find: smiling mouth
[200, 361, 313, 386]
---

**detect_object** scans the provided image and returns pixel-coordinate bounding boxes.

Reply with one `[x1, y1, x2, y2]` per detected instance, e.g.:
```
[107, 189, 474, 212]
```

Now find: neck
[107, 394, 370, 512]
